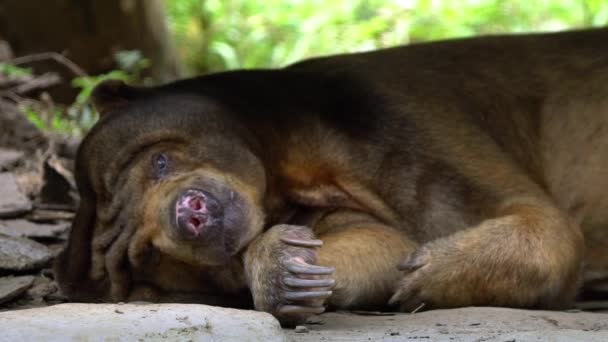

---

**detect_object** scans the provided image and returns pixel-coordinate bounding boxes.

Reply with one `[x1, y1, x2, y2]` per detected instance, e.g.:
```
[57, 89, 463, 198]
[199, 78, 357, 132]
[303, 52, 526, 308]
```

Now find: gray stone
[0, 148, 24, 170]
[0, 173, 32, 217]
[294, 325, 309, 333]
[0, 276, 34, 304]
[287, 307, 608, 341]
[0, 219, 68, 239]
[0, 234, 52, 271]
[0, 303, 286, 342]
[26, 276, 58, 299]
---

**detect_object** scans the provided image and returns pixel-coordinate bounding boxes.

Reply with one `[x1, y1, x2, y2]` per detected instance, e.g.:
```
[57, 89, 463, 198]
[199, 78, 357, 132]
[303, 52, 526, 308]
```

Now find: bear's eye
[151, 153, 170, 177]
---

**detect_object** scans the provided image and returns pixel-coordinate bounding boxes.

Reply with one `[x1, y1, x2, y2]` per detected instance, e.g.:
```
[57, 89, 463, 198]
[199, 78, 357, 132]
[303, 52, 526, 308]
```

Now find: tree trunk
[0, 0, 182, 83]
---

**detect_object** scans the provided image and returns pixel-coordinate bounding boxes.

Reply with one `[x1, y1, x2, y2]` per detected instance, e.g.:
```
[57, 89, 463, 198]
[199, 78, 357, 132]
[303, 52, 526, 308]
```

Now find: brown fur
[55, 28, 608, 325]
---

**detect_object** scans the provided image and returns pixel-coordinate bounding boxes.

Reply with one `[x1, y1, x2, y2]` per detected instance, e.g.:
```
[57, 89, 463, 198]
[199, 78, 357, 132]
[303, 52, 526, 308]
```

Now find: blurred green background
[166, 0, 608, 74]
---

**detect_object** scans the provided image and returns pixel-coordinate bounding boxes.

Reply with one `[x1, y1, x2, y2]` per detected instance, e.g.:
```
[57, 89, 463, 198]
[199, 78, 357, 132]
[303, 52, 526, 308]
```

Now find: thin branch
[410, 302, 426, 314]
[10, 52, 88, 77]
[13, 72, 62, 94]
[0, 90, 24, 102]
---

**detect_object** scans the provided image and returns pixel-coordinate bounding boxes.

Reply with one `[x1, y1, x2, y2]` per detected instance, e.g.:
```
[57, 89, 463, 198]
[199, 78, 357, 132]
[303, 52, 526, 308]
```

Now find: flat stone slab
[0, 219, 68, 239]
[0, 234, 52, 271]
[0, 276, 34, 304]
[0, 173, 32, 218]
[0, 303, 285, 342]
[0, 148, 23, 170]
[287, 307, 608, 341]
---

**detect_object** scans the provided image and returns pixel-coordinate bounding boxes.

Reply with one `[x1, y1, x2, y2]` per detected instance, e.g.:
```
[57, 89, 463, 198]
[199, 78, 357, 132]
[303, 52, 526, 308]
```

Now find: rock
[294, 325, 309, 333]
[0, 234, 52, 271]
[25, 277, 58, 299]
[0, 219, 68, 239]
[45, 242, 66, 258]
[287, 307, 608, 341]
[0, 303, 285, 342]
[0, 101, 48, 154]
[0, 277, 64, 310]
[13, 170, 42, 199]
[305, 316, 324, 325]
[0, 148, 24, 171]
[0, 276, 34, 304]
[0, 173, 32, 217]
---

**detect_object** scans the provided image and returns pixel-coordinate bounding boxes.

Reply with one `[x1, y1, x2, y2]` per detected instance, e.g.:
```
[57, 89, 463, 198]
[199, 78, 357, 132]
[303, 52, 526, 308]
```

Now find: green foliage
[115, 50, 152, 75]
[23, 106, 82, 135]
[166, 0, 608, 74]
[71, 50, 150, 109]
[0, 63, 32, 78]
[67, 50, 150, 134]
[1, 51, 149, 136]
[22, 107, 45, 130]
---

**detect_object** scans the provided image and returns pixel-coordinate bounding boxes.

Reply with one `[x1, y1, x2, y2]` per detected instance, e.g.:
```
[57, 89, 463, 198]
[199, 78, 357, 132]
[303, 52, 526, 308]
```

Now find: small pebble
[305, 316, 324, 325]
[294, 325, 309, 333]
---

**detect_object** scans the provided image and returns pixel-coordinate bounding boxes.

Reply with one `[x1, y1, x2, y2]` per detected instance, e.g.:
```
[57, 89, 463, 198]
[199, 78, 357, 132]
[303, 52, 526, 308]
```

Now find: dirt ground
[287, 307, 608, 341]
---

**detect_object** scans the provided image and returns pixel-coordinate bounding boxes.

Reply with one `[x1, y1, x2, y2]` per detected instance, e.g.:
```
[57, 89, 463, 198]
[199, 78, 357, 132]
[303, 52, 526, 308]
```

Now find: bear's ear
[91, 80, 149, 116]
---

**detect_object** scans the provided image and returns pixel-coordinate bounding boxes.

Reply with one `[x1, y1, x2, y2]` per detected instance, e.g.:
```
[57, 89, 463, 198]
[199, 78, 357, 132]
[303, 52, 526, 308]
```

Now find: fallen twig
[12, 72, 62, 94]
[410, 302, 426, 314]
[10, 52, 87, 77]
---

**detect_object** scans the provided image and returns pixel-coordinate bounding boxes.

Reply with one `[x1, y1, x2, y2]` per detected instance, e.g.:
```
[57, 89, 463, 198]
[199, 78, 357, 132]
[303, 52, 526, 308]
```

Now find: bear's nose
[175, 189, 223, 238]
